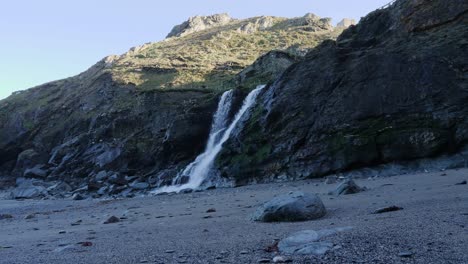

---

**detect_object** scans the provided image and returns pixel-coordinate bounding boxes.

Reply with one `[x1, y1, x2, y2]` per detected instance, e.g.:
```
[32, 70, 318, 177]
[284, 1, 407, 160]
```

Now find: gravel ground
[0, 169, 467, 264]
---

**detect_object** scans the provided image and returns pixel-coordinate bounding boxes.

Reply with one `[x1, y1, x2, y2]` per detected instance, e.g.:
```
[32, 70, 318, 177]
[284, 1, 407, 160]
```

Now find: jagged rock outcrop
[234, 51, 299, 89]
[337, 18, 356, 28]
[167, 13, 235, 38]
[217, 0, 468, 184]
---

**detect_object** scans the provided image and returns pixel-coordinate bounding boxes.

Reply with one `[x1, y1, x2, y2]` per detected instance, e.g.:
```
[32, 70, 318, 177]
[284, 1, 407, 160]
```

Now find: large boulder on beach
[252, 192, 326, 222]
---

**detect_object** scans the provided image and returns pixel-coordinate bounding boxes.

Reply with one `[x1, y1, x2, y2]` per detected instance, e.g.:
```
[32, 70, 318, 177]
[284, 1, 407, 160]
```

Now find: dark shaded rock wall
[217, 0, 468, 185]
[0, 62, 218, 189]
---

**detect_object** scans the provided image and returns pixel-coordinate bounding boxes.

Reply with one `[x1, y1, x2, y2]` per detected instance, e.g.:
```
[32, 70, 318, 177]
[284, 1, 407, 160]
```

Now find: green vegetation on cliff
[107, 14, 343, 91]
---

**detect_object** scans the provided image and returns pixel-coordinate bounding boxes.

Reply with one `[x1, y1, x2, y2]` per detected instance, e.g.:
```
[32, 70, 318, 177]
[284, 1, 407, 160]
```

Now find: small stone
[0, 214, 14, 220]
[24, 214, 36, 220]
[71, 220, 82, 226]
[79, 241, 93, 247]
[258, 258, 271, 263]
[455, 180, 467, 185]
[398, 251, 413, 258]
[59, 230, 66, 234]
[165, 250, 175, 253]
[180, 188, 193, 194]
[130, 182, 150, 190]
[240, 250, 249, 254]
[140, 260, 149, 263]
[273, 256, 291, 263]
[203, 215, 213, 219]
[103, 216, 120, 224]
[372, 206, 403, 214]
[329, 179, 365, 195]
[206, 208, 217, 213]
[72, 193, 84, 201]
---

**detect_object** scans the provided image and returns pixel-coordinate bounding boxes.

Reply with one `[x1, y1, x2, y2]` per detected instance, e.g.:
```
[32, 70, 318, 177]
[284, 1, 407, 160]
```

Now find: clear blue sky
[0, 0, 390, 100]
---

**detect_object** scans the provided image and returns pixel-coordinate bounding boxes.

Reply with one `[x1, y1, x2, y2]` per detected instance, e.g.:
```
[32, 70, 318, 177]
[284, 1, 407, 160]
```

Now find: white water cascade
[154, 85, 265, 193]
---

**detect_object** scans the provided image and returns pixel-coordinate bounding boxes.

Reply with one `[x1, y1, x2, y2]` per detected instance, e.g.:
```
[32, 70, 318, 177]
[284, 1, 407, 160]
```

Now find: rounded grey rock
[251, 192, 326, 222]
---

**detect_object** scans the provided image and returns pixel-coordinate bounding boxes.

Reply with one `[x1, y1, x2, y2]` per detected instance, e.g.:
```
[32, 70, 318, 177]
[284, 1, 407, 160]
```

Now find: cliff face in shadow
[217, 0, 468, 185]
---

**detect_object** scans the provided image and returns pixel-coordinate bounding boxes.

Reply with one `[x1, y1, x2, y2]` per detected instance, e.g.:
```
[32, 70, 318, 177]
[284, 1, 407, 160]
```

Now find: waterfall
[154, 85, 265, 193]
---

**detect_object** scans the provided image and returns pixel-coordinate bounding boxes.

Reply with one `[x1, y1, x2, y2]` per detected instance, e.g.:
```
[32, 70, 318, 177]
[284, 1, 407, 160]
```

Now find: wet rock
[180, 188, 193, 194]
[108, 174, 127, 186]
[103, 216, 120, 224]
[95, 171, 108, 181]
[53, 245, 77, 253]
[0, 214, 13, 220]
[97, 186, 108, 195]
[109, 184, 127, 195]
[455, 180, 467, 185]
[79, 241, 93, 247]
[23, 165, 48, 178]
[278, 227, 352, 255]
[329, 179, 365, 195]
[24, 214, 36, 220]
[87, 181, 102, 192]
[398, 251, 413, 258]
[273, 256, 291, 263]
[372, 206, 403, 214]
[47, 182, 72, 196]
[72, 193, 85, 200]
[130, 182, 149, 190]
[12, 180, 46, 199]
[252, 192, 326, 222]
[206, 208, 217, 213]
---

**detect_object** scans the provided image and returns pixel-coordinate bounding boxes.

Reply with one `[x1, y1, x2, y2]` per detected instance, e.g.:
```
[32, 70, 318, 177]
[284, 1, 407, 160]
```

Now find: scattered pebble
[240, 250, 249, 255]
[273, 256, 291, 263]
[103, 216, 120, 224]
[398, 251, 413, 258]
[372, 206, 403, 214]
[71, 220, 82, 226]
[79, 241, 93, 247]
[165, 250, 175, 253]
[24, 214, 36, 220]
[258, 258, 271, 263]
[72, 193, 85, 201]
[58, 230, 66, 234]
[0, 214, 13, 220]
[206, 208, 217, 213]
[455, 180, 467, 185]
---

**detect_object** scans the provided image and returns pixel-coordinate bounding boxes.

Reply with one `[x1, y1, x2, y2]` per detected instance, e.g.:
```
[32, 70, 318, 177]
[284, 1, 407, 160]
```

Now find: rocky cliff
[217, 0, 468, 185]
[0, 13, 344, 197]
[1, 0, 465, 198]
